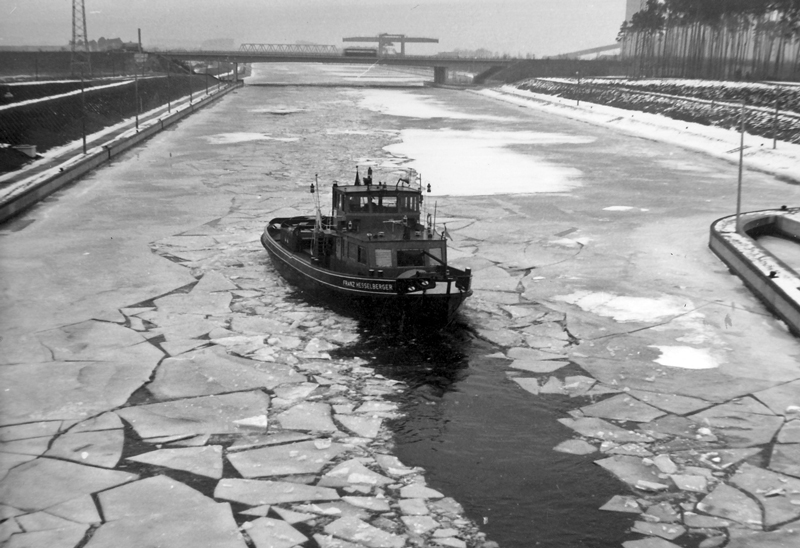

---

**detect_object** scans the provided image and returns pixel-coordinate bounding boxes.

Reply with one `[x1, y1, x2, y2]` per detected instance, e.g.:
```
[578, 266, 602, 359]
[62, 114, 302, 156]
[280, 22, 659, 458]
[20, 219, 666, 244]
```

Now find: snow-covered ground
[478, 85, 800, 186]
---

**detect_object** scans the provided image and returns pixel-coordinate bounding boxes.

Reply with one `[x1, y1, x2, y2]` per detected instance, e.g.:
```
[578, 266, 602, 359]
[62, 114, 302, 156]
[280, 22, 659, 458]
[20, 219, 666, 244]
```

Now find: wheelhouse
[325, 174, 448, 278]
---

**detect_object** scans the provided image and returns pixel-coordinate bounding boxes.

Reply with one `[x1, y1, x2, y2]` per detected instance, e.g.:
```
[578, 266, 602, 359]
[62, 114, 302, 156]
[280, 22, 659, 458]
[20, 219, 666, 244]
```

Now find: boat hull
[261, 226, 470, 326]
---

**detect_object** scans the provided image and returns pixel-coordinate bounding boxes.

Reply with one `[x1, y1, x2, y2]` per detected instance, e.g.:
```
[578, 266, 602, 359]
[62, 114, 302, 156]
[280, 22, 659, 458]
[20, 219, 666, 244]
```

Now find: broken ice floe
[227, 440, 347, 478]
[126, 446, 224, 479]
[116, 390, 271, 439]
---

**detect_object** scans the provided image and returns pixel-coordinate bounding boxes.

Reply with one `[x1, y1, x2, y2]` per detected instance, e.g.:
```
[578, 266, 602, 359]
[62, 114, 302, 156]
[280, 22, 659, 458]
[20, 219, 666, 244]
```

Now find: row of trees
[619, 0, 800, 80]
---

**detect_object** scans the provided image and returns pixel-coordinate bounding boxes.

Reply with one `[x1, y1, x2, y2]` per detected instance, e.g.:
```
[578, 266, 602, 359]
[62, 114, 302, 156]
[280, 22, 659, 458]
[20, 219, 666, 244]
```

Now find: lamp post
[736, 100, 746, 235]
[167, 61, 171, 112]
[133, 52, 147, 131]
[773, 86, 780, 150]
[134, 67, 139, 131]
[80, 69, 87, 154]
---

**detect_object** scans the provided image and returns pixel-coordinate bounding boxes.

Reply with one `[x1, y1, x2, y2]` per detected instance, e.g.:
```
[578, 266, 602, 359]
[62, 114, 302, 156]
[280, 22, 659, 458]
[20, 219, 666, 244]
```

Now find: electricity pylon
[71, 0, 91, 76]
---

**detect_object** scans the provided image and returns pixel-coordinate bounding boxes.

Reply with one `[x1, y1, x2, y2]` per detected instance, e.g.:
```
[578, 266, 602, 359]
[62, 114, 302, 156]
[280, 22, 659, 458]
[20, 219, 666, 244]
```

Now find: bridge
[150, 44, 520, 84]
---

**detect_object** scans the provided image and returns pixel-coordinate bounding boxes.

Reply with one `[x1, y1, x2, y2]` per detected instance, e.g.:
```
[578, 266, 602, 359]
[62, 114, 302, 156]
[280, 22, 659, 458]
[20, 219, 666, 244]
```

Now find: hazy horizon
[1, 0, 627, 57]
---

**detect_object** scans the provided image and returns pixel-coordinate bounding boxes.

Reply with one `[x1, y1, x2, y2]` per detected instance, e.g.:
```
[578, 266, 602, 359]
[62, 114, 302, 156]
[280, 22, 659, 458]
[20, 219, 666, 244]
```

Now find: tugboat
[260, 167, 472, 326]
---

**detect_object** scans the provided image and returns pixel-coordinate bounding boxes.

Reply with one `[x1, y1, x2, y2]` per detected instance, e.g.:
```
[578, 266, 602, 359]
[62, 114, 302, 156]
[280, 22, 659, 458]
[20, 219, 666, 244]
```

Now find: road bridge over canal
[151, 44, 520, 84]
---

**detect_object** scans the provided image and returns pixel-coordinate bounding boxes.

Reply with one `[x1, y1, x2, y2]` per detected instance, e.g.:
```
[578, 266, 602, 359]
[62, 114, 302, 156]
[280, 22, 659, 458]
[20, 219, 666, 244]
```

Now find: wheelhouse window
[347, 241, 358, 261]
[379, 196, 397, 213]
[398, 195, 418, 212]
[397, 249, 425, 267]
[348, 195, 370, 212]
[375, 249, 392, 267]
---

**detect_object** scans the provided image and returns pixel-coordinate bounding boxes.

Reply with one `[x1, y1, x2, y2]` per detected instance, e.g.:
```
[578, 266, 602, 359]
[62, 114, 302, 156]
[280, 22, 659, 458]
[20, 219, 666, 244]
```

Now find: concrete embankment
[0, 80, 244, 224]
[710, 208, 800, 336]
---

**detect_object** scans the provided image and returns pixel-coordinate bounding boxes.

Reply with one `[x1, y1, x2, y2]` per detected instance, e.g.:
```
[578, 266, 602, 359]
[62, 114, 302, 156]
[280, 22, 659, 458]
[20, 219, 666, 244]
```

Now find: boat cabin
[318, 175, 449, 278]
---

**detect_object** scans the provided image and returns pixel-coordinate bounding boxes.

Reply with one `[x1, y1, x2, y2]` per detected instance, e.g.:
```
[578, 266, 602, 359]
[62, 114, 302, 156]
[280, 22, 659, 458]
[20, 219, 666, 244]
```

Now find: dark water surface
[336, 322, 633, 548]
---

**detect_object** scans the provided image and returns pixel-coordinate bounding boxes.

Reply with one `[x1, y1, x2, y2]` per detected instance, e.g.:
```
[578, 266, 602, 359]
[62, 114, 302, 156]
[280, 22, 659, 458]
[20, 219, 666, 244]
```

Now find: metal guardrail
[238, 43, 341, 56]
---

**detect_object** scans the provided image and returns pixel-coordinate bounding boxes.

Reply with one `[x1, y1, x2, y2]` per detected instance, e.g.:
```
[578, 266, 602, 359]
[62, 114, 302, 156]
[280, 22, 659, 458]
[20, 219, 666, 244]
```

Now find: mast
[311, 174, 324, 259]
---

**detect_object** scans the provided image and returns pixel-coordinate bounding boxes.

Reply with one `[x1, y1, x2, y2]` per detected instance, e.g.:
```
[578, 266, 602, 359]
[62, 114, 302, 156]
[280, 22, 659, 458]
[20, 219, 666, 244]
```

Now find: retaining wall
[0, 81, 243, 224]
[709, 208, 800, 336]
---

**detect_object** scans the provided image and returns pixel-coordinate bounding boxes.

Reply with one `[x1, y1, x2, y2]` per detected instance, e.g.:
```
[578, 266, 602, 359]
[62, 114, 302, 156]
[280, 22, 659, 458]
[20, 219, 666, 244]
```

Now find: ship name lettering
[342, 280, 393, 291]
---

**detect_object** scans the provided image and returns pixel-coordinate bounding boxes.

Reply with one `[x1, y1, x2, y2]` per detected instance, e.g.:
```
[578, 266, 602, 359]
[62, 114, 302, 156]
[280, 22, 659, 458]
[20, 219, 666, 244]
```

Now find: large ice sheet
[35, 320, 148, 361]
[126, 446, 224, 479]
[275, 402, 338, 433]
[227, 440, 347, 478]
[554, 291, 689, 323]
[0, 458, 137, 511]
[689, 398, 784, 447]
[0, 361, 158, 426]
[44, 429, 124, 468]
[323, 515, 405, 548]
[730, 463, 800, 527]
[385, 129, 584, 196]
[355, 89, 511, 121]
[147, 346, 302, 399]
[117, 390, 271, 439]
[246, 517, 308, 548]
[214, 479, 340, 505]
[86, 501, 245, 548]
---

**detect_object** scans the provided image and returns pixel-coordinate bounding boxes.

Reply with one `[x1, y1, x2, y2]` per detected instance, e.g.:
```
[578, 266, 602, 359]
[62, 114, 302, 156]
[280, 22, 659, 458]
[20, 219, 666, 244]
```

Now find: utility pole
[71, 0, 91, 77]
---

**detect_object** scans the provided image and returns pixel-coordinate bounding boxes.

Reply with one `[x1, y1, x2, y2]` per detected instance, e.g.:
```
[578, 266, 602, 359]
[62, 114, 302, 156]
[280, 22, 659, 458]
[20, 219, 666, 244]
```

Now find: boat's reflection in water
[326, 308, 633, 548]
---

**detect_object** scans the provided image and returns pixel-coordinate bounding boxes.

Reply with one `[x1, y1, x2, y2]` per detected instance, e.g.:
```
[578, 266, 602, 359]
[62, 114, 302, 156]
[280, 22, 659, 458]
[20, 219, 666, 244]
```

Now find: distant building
[96, 37, 137, 51]
[626, 0, 646, 22]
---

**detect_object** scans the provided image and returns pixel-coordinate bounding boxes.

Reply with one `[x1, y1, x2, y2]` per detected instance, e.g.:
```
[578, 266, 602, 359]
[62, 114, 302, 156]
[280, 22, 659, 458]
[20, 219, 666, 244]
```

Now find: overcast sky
[1, 0, 627, 57]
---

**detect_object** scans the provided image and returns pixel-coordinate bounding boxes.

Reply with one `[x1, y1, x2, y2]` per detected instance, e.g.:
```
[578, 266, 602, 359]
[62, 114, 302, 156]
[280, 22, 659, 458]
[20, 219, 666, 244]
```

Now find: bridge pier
[433, 66, 447, 85]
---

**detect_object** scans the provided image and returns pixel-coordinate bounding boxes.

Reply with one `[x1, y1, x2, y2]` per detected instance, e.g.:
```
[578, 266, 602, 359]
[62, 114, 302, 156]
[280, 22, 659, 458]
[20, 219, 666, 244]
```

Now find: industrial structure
[626, 0, 647, 23]
[70, 0, 91, 75]
[342, 34, 438, 56]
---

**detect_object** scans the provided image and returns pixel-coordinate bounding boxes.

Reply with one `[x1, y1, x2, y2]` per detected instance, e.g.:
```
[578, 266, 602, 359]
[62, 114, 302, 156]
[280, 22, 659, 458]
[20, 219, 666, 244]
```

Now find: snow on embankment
[475, 82, 800, 185]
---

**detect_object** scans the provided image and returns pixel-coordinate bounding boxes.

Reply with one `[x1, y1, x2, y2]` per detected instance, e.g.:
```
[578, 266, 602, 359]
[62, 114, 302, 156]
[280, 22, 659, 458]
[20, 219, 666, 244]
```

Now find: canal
[3, 62, 798, 548]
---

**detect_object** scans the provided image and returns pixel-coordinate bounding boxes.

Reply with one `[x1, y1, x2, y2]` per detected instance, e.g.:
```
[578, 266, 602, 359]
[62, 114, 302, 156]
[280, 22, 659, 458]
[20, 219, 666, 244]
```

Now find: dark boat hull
[261, 227, 470, 326]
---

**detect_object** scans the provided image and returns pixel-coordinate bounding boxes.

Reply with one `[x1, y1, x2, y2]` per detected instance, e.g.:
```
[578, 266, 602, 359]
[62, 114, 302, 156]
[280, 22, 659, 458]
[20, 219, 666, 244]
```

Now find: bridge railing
[238, 43, 341, 56]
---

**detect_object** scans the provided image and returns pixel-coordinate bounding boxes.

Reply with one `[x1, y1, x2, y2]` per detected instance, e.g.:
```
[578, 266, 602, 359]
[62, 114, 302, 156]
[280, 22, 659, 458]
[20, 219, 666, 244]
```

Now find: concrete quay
[710, 208, 800, 337]
[0, 80, 244, 224]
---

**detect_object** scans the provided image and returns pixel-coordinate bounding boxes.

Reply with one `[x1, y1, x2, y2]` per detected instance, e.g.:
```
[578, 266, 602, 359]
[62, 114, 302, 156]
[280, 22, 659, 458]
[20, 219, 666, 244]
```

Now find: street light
[80, 69, 87, 154]
[736, 100, 746, 235]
